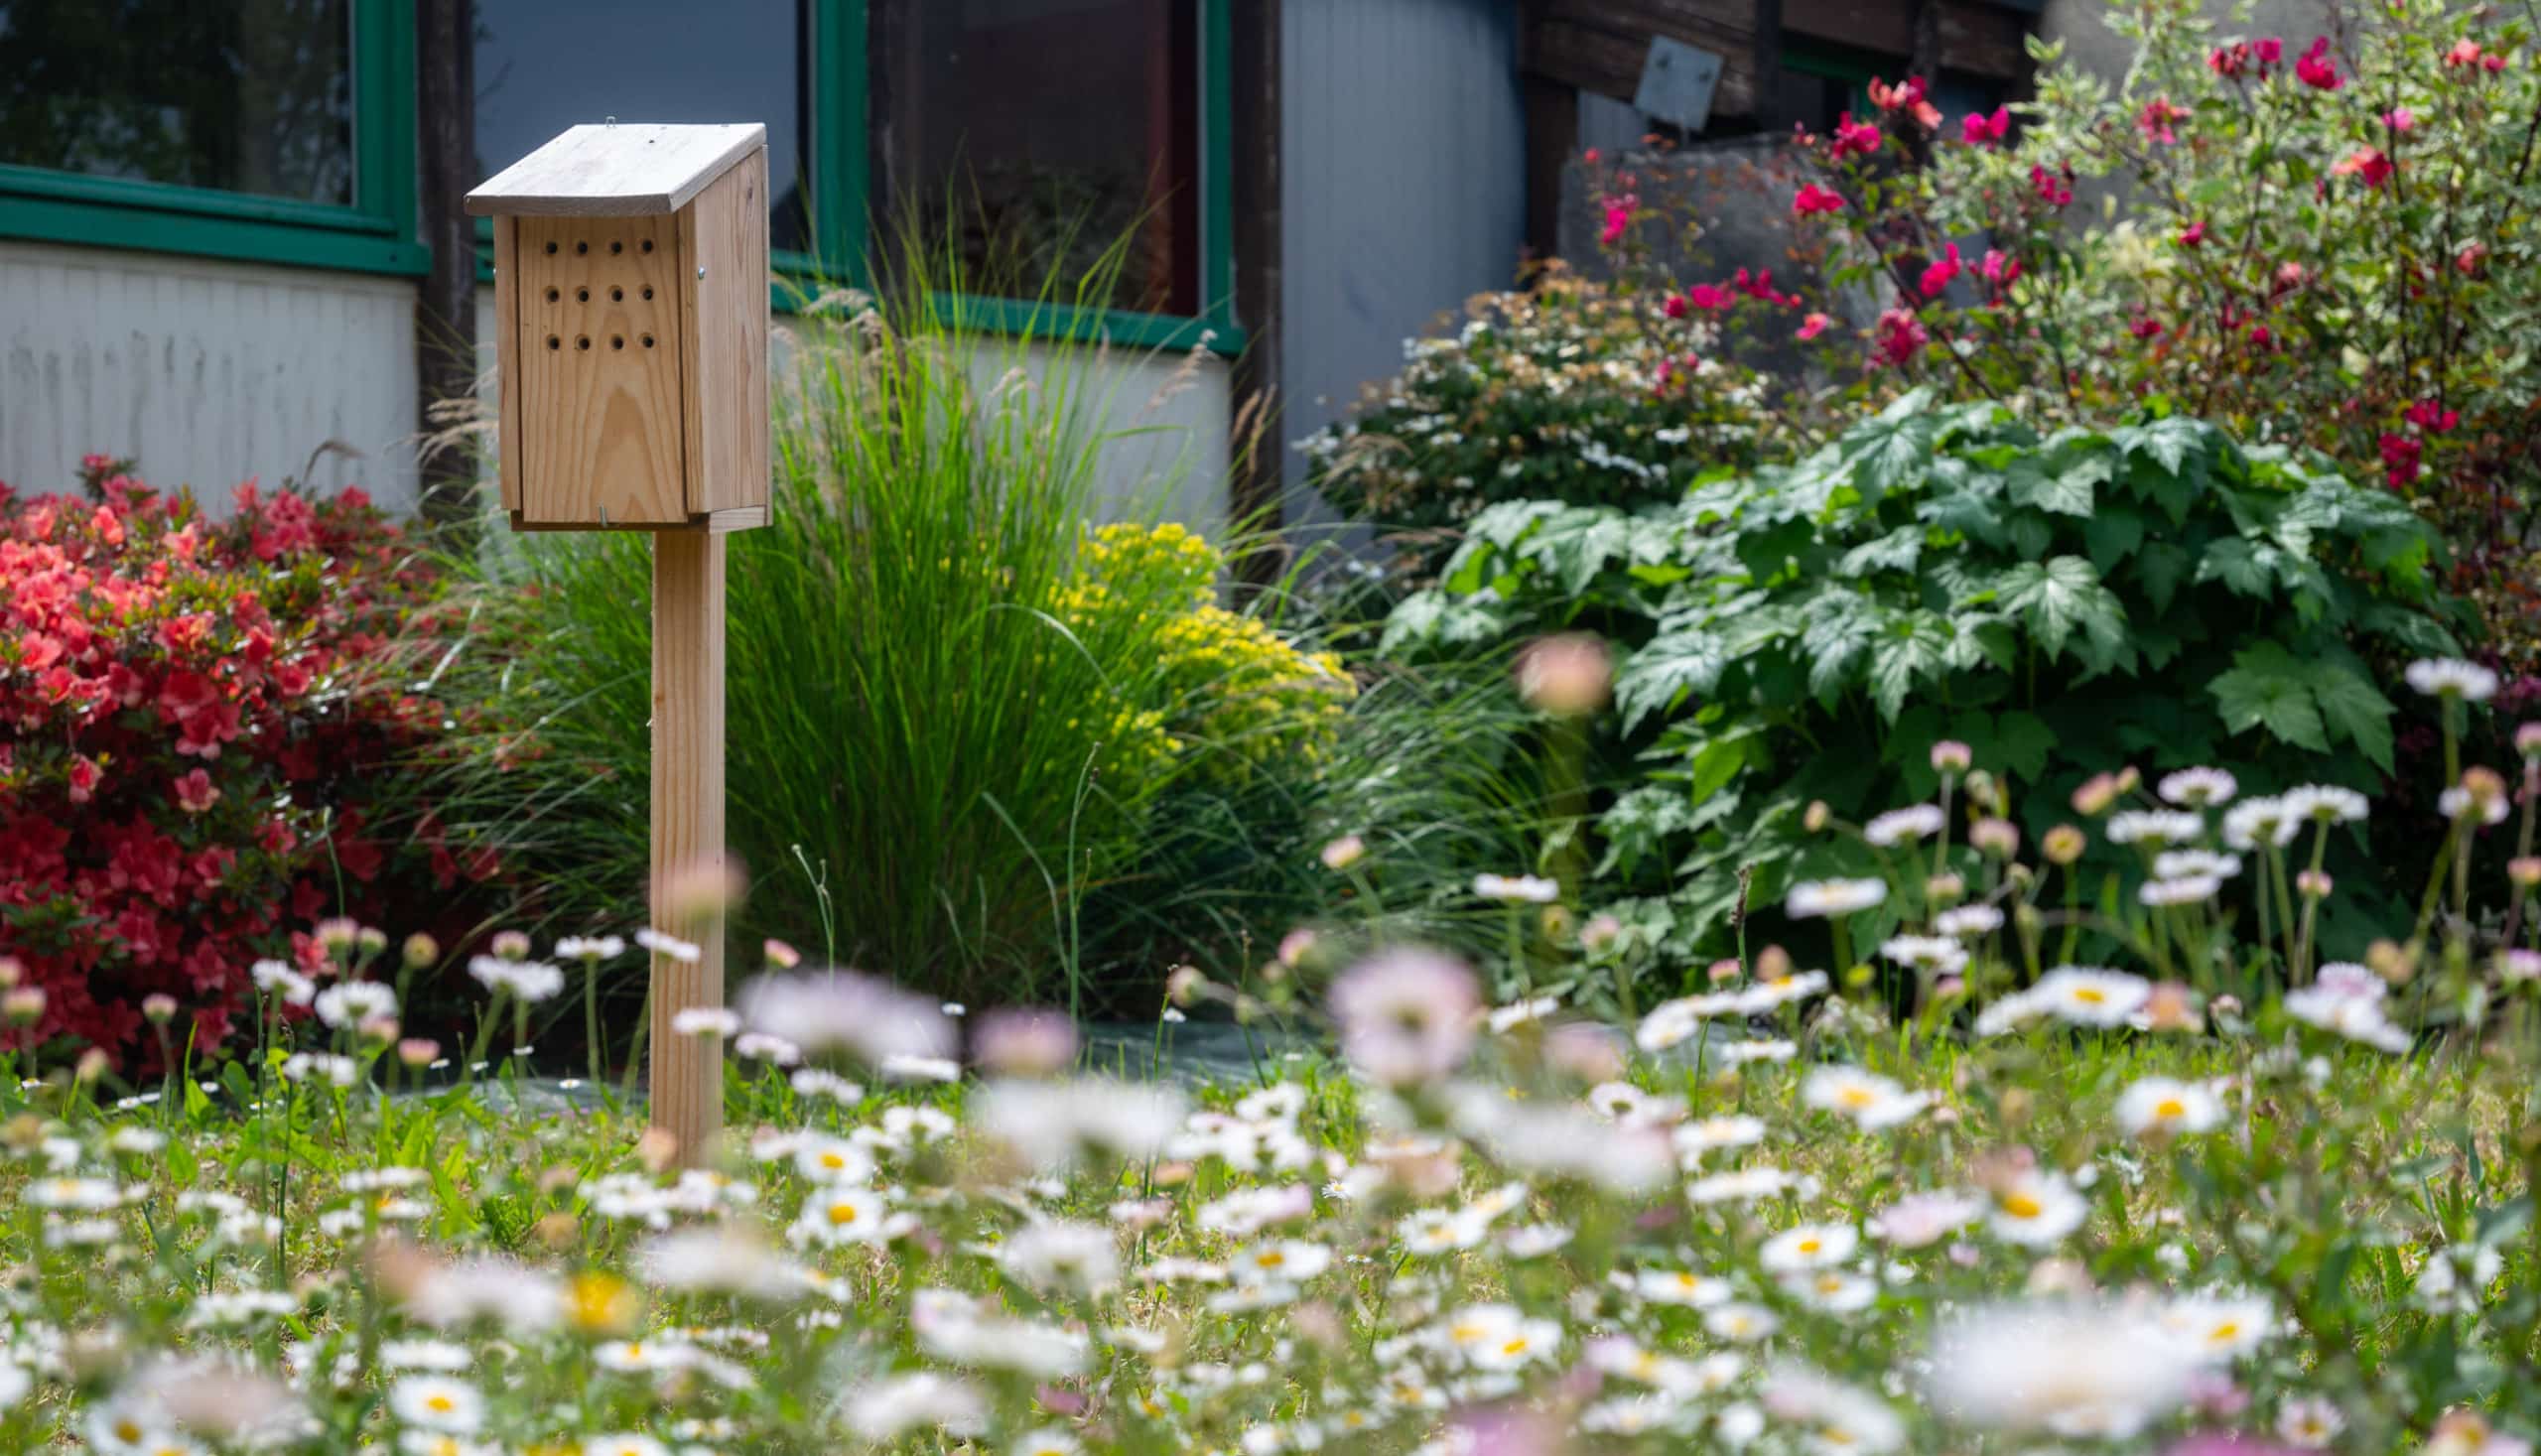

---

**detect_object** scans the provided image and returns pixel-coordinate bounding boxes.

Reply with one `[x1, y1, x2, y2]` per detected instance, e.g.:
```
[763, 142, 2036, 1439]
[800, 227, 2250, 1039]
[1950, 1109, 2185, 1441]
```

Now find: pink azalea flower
[1979, 249, 2020, 286]
[1960, 106, 2010, 145]
[2178, 219, 2207, 247]
[1797, 312, 1833, 340]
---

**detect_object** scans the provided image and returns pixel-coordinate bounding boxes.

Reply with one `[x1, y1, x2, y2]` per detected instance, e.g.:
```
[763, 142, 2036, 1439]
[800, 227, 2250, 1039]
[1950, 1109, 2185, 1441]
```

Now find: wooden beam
[650, 529, 728, 1166]
[1525, 16, 1758, 118]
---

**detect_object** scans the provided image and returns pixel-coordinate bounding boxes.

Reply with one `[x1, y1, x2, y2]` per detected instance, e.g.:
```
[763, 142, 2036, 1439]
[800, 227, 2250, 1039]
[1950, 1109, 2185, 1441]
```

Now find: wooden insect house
[468, 122, 771, 1162]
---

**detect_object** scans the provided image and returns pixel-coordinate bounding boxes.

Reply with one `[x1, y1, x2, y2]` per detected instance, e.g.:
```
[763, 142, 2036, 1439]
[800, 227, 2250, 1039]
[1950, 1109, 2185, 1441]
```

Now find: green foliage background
[1386, 393, 2473, 965]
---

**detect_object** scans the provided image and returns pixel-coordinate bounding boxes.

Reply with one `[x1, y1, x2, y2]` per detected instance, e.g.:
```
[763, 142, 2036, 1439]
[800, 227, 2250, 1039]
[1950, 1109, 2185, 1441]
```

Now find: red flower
[1685, 283, 1734, 312]
[1874, 308, 1930, 366]
[2031, 165, 2074, 208]
[174, 768, 219, 816]
[1600, 198, 1635, 247]
[2333, 147, 2393, 188]
[1797, 313, 1833, 340]
[1829, 111, 1882, 159]
[1960, 106, 2010, 145]
[1868, 75, 1942, 131]
[2256, 38, 2282, 65]
[2129, 317, 2166, 340]
[2177, 219, 2207, 248]
[1793, 184, 1845, 216]
[2137, 97, 2191, 145]
[66, 754, 102, 805]
[1662, 294, 1688, 320]
[2379, 432, 2424, 488]
[2445, 38, 2484, 69]
[1920, 243, 1964, 298]
[2407, 399, 2460, 434]
[2295, 37, 2341, 89]
[1980, 249, 2021, 287]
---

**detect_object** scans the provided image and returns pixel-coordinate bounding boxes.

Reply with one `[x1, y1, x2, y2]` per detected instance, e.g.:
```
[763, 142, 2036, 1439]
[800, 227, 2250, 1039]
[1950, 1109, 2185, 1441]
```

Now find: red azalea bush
[0, 456, 463, 1065]
[1588, 0, 2541, 663]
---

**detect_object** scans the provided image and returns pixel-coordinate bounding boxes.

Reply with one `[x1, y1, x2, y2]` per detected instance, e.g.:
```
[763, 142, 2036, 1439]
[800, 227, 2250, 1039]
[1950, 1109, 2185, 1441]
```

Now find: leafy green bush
[428, 289, 1342, 1014]
[1299, 264, 1782, 583]
[1384, 393, 2472, 958]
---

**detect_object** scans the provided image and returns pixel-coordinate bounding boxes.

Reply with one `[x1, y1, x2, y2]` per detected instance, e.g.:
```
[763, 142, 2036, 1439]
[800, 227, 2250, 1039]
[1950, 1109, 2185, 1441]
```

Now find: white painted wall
[0, 240, 1227, 526]
[0, 240, 425, 510]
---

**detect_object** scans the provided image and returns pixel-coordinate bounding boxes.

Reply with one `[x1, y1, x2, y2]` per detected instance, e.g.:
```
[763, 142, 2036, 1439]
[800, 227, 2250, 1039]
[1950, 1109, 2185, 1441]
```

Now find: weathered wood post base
[650, 528, 726, 1165]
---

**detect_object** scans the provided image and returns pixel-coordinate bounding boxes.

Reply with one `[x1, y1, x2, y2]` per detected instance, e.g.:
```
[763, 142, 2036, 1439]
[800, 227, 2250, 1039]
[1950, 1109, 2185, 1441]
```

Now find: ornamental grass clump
[429, 275, 1344, 1014]
[1, 656, 2539, 1453]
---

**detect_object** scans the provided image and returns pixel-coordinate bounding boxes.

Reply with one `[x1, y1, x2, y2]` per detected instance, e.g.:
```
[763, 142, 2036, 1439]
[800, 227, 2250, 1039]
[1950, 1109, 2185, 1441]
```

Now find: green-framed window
[474, 0, 1241, 352]
[0, 0, 424, 276]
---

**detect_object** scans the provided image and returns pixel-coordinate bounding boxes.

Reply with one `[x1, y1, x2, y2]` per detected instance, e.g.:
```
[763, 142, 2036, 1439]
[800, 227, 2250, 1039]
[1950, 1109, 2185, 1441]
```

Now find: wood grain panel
[490, 216, 523, 512]
[514, 213, 688, 525]
[649, 528, 726, 1166]
[1526, 16, 1758, 118]
[678, 147, 770, 518]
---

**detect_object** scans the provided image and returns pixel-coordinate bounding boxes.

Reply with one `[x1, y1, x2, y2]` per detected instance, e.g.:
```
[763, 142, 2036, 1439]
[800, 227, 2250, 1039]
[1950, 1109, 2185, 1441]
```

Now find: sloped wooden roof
[467, 123, 765, 217]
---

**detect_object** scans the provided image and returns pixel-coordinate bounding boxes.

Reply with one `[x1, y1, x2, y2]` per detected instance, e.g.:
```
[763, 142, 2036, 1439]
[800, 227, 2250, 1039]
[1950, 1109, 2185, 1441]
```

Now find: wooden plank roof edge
[466, 123, 767, 217]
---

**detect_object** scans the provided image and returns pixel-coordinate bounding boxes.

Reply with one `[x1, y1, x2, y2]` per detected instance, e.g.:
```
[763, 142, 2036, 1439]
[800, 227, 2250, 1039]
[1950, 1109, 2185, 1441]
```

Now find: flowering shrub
[0, 456, 448, 1064]
[1747, 0, 2541, 659]
[1300, 264, 1782, 582]
[1384, 398, 2470, 960]
[1060, 522, 1354, 790]
[5, 691, 2541, 1453]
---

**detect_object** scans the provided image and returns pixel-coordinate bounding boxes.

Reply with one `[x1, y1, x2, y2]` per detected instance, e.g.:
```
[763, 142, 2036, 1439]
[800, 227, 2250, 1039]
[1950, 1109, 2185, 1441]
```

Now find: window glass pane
[474, 0, 807, 252]
[0, 0, 354, 205]
[872, 0, 1200, 317]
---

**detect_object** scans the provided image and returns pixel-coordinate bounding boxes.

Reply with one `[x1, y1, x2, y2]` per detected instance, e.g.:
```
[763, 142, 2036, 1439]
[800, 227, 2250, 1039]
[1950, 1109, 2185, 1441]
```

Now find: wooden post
[468, 124, 768, 1168]
[650, 529, 727, 1163]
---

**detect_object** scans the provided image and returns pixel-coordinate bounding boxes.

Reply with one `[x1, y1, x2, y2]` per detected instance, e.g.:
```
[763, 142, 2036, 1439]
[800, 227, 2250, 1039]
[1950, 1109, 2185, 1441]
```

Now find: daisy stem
[2504, 763, 2538, 949]
[585, 954, 604, 1084]
[2270, 845, 2300, 984]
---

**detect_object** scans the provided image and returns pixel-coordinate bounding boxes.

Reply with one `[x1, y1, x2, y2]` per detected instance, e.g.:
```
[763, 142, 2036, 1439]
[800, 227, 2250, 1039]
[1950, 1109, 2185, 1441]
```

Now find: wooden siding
[1524, 0, 2033, 120]
[1279, 0, 1529, 518]
[0, 240, 421, 509]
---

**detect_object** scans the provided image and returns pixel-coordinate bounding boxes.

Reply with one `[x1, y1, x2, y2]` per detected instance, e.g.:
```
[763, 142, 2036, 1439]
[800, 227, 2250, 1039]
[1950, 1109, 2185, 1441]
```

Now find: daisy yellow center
[1815, 1274, 1844, 1293]
[114, 1419, 145, 1441]
[2001, 1192, 2045, 1220]
[1837, 1088, 1875, 1109]
[1796, 1237, 1822, 1254]
[1256, 1251, 1285, 1267]
[2155, 1098, 2188, 1120]
[828, 1202, 861, 1226]
[2208, 1322, 2239, 1343]
[820, 1152, 847, 1168]
[2073, 987, 2107, 1004]
[1448, 1322, 1484, 1345]
[426, 1393, 456, 1412]
[1672, 1273, 1698, 1289]
[1501, 1337, 1531, 1355]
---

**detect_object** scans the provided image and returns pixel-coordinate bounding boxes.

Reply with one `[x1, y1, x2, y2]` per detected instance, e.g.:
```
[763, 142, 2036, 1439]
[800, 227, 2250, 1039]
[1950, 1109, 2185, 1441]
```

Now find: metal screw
[697, 266, 707, 279]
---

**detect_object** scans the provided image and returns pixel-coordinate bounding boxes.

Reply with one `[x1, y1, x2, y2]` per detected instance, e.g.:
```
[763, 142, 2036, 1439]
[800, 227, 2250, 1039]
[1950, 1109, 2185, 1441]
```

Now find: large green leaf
[1997, 555, 2129, 673]
[1614, 632, 1728, 731]
[2311, 651, 2399, 773]
[2208, 640, 2330, 751]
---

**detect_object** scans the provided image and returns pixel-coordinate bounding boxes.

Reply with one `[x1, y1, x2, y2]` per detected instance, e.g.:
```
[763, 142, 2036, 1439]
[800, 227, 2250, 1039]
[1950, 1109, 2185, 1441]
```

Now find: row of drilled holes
[542, 238, 652, 256]
[545, 332, 657, 351]
[545, 284, 653, 304]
